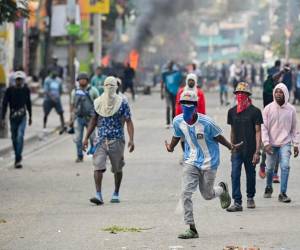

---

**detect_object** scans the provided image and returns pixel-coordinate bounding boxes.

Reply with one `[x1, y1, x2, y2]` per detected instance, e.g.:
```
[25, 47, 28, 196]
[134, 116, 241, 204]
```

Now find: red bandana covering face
[236, 93, 251, 113]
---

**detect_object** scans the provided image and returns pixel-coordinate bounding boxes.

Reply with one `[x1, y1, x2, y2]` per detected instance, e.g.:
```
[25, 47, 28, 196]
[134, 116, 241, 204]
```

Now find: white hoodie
[262, 83, 300, 146]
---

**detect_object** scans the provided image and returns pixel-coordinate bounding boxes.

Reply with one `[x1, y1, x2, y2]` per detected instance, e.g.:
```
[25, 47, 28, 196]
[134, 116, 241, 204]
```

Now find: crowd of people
[161, 59, 299, 239]
[1, 56, 299, 240]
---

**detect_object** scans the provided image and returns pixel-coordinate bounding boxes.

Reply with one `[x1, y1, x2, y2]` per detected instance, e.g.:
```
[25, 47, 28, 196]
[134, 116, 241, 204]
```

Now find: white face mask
[104, 85, 117, 97]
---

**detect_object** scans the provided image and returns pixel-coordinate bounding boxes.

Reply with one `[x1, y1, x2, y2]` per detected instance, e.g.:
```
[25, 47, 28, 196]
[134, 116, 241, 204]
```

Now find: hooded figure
[262, 82, 299, 148]
[94, 76, 123, 117]
[273, 83, 289, 106]
[183, 73, 198, 92]
[175, 73, 206, 116]
[262, 82, 299, 203]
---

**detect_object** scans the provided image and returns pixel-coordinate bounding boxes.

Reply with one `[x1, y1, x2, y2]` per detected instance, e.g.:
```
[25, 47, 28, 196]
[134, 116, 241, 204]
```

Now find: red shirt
[175, 87, 206, 116]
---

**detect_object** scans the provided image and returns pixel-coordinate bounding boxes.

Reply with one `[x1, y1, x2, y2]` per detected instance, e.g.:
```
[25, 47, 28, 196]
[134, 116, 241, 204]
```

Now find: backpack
[74, 87, 94, 118]
[263, 75, 275, 95]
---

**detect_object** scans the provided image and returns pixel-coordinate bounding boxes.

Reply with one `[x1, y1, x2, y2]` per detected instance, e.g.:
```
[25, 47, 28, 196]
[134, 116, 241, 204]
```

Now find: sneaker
[273, 174, 280, 183]
[90, 197, 104, 205]
[75, 157, 83, 163]
[264, 186, 273, 198]
[218, 182, 231, 209]
[247, 198, 256, 209]
[67, 127, 75, 134]
[278, 193, 291, 203]
[178, 229, 199, 239]
[59, 127, 67, 135]
[226, 203, 243, 212]
[165, 124, 170, 129]
[14, 161, 23, 169]
[110, 194, 120, 203]
[259, 164, 266, 179]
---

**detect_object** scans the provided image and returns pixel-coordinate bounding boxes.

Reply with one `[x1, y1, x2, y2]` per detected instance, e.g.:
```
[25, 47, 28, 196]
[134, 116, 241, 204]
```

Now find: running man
[165, 90, 242, 239]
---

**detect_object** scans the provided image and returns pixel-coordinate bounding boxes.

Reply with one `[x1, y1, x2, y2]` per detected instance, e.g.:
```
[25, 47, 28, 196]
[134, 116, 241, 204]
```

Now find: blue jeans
[266, 143, 292, 194]
[74, 117, 94, 158]
[231, 152, 256, 205]
[10, 117, 27, 162]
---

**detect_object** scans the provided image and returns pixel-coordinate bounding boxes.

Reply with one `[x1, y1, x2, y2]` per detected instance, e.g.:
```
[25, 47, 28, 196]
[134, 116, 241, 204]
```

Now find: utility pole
[44, 0, 53, 71]
[285, 0, 291, 62]
[67, 0, 77, 89]
[93, 13, 102, 69]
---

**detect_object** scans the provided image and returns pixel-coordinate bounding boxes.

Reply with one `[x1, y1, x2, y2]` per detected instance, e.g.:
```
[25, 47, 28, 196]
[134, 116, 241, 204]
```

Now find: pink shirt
[262, 84, 300, 147]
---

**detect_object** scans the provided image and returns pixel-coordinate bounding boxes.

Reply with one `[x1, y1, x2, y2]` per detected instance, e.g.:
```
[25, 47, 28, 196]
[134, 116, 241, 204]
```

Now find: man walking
[165, 90, 242, 239]
[226, 82, 263, 212]
[83, 76, 134, 205]
[161, 61, 182, 128]
[262, 83, 299, 203]
[122, 63, 135, 101]
[1, 71, 32, 168]
[71, 73, 99, 163]
[219, 63, 230, 106]
[43, 70, 66, 134]
[260, 62, 289, 181]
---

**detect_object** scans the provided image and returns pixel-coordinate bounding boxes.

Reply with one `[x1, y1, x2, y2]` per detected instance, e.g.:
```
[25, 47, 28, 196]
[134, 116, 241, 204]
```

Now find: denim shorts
[43, 99, 64, 115]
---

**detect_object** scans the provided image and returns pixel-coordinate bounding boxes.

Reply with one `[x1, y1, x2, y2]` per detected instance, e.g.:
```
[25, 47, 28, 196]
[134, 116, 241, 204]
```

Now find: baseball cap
[180, 90, 198, 104]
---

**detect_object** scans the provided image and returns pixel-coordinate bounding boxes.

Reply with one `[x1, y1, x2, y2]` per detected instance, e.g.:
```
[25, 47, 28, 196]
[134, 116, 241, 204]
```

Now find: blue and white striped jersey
[173, 113, 223, 170]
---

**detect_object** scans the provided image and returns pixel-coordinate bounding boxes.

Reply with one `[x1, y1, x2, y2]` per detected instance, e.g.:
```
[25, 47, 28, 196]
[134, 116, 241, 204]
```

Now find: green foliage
[239, 51, 264, 62]
[102, 225, 152, 234]
[0, 0, 29, 24]
[271, 0, 300, 59]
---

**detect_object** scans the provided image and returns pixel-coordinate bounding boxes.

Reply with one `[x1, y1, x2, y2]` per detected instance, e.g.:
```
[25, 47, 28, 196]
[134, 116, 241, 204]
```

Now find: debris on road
[223, 246, 260, 250]
[102, 225, 152, 234]
[0, 219, 7, 223]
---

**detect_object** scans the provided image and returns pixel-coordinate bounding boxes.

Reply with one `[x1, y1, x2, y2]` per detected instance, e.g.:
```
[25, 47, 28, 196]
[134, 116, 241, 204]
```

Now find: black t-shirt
[227, 104, 263, 157]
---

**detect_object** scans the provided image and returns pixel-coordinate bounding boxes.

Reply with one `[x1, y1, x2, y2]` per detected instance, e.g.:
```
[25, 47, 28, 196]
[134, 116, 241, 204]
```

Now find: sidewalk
[0, 94, 70, 156]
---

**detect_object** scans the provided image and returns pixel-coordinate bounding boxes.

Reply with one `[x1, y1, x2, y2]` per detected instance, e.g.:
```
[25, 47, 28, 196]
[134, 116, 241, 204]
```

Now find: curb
[0, 126, 60, 156]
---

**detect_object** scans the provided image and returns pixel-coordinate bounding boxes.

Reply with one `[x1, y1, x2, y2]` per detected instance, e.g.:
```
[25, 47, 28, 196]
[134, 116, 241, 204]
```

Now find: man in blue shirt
[165, 90, 242, 239]
[161, 61, 183, 128]
[43, 70, 66, 134]
[83, 76, 134, 205]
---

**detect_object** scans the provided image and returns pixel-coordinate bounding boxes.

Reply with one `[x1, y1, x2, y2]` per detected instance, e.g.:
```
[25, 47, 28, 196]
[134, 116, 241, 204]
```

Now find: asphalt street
[0, 89, 300, 250]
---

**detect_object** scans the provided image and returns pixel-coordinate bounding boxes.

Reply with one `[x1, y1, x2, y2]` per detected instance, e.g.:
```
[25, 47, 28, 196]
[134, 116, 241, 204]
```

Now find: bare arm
[255, 124, 261, 154]
[125, 118, 135, 152]
[83, 115, 98, 151]
[252, 124, 261, 165]
[160, 80, 164, 99]
[215, 134, 232, 150]
[272, 71, 283, 82]
[165, 136, 181, 152]
[215, 134, 244, 151]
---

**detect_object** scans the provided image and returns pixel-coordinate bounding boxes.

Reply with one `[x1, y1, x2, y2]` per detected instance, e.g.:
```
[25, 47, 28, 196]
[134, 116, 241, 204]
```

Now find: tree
[271, 0, 300, 58]
[0, 0, 29, 24]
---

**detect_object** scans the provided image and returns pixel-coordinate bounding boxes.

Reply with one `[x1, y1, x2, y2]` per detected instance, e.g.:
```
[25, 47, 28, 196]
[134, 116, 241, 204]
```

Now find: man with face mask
[175, 73, 206, 164]
[83, 76, 134, 205]
[262, 83, 299, 203]
[165, 90, 242, 239]
[1, 71, 32, 168]
[226, 82, 263, 212]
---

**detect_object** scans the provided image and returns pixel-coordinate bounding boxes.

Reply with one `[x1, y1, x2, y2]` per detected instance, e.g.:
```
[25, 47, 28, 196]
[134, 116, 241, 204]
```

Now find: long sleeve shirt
[2, 85, 32, 120]
[262, 101, 300, 147]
